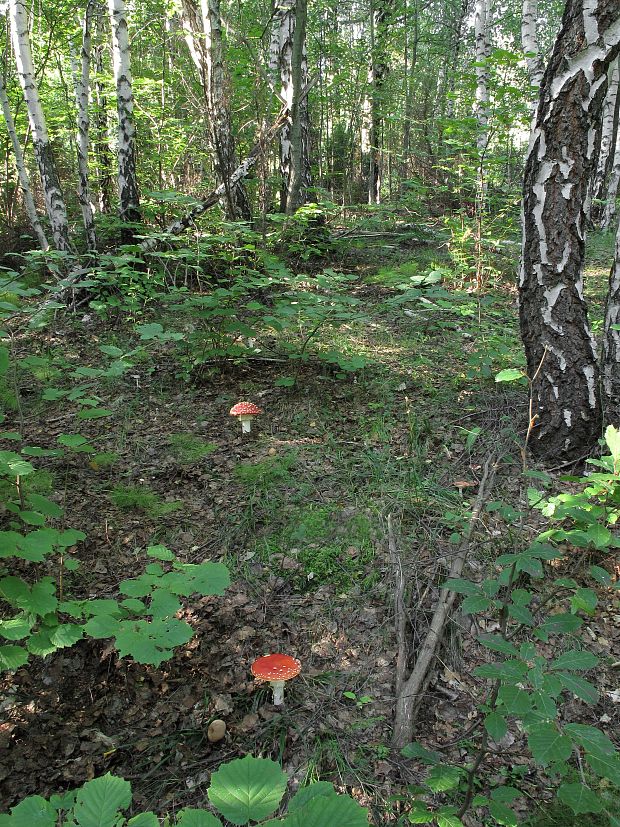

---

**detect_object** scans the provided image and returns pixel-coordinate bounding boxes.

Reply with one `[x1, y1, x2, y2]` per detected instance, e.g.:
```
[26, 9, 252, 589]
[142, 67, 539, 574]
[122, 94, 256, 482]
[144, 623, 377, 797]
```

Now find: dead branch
[391, 452, 498, 750]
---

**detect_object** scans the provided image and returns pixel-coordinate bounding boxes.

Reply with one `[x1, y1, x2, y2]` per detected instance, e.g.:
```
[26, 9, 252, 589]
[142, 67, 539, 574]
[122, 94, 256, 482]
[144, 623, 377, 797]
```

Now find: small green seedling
[343, 691, 373, 709]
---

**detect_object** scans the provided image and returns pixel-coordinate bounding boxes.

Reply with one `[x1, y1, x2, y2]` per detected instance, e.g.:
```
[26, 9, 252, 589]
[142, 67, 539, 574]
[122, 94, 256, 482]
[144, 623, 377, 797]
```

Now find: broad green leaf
[537, 613, 583, 637]
[497, 685, 532, 715]
[27, 629, 58, 657]
[149, 589, 182, 618]
[400, 742, 442, 764]
[436, 810, 464, 827]
[495, 368, 524, 382]
[9, 795, 56, 827]
[284, 794, 369, 827]
[84, 615, 122, 639]
[605, 425, 620, 464]
[175, 811, 222, 826]
[484, 712, 507, 742]
[288, 782, 337, 812]
[127, 814, 160, 827]
[570, 588, 598, 615]
[50, 624, 83, 648]
[425, 766, 462, 792]
[443, 578, 480, 596]
[461, 595, 492, 614]
[586, 752, 620, 785]
[564, 724, 615, 756]
[0, 615, 32, 640]
[77, 408, 113, 420]
[0, 644, 28, 670]
[556, 672, 599, 704]
[589, 565, 611, 586]
[26, 494, 63, 518]
[550, 650, 598, 671]
[208, 755, 287, 825]
[488, 800, 518, 826]
[147, 545, 175, 561]
[73, 774, 132, 827]
[557, 783, 603, 814]
[527, 724, 572, 765]
[406, 800, 433, 823]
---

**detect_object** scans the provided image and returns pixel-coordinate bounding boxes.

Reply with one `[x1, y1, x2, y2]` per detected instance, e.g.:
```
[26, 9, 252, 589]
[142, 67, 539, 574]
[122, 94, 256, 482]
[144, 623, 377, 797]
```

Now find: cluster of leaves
[401, 427, 620, 825]
[0, 755, 369, 826]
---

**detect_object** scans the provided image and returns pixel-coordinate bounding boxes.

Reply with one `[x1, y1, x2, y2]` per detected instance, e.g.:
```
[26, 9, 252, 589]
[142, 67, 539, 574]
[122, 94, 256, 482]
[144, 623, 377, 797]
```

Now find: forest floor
[1, 226, 620, 825]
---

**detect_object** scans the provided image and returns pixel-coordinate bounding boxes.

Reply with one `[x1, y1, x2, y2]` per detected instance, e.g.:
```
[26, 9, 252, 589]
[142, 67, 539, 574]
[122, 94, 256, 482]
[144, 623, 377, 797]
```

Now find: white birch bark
[521, 0, 544, 91]
[473, 0, 490, 156]
[591, 58, 620, 225]
[8, 0, 72, 252]
[108, 0, 140, 228]
[0, 74, 48, 250]
[602, 215, 620, 422]
[602, 133, 620, 229]
[70, 1, 97, 250]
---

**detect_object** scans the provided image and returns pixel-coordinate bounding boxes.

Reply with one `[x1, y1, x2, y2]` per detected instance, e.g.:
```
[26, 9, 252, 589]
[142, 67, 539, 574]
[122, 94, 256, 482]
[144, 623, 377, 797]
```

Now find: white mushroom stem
[239, 415, 254, 433]
[270, 680, 286, 705]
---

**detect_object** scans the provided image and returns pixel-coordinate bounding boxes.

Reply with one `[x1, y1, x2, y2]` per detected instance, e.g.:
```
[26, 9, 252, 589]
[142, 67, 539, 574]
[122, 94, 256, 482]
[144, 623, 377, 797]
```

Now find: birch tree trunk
[178, 0, 251, 220]
[521, 0, 544, 93]
[70, 1, 97, 250]
[602, 215, 620, 423]
[93, 8, 113, 215]
[368, 0, 392, 205]
[591, 58, 620, 226]
[0, 73, 48, 250]
[8, 0, 72, 252]
[276, 0, 310, 213]
[602, 134, 620, 229]
[519, 0, 620, 461]
[108, 0, 140, 233]
[200, 0, 251, 220]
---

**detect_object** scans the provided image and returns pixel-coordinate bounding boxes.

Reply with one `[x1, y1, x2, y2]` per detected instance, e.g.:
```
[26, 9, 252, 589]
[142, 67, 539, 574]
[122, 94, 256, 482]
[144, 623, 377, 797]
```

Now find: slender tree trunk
[201, 0, 252, 219]
[368, 0, 392, 205]
[519, 0, 620, 461]
[70, 1, 97, 250]
[8, 0, 72, 252]
[591, 58, 620, 226]
[602, 133, 620, 229]
[473, 0, 491, 287]
[521, 0, 544, 93]
[602, 215, 620, 423]
[276, 0, 310, 213]
[285, 0, 308, 214]
[93, 10, 113, 215]
[0, 73, 48, 250]
[108, 0, 140, 234]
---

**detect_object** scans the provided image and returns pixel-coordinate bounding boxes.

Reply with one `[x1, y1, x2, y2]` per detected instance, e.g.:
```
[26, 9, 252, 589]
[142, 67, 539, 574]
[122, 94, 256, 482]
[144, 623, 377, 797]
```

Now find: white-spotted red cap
[251, 654, 301, 681]
[230, 402, 262, 417]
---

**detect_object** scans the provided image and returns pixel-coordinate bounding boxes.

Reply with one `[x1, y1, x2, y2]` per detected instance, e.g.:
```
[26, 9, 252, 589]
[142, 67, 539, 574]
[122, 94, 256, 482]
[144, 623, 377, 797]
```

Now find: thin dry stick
[391, 452, 498, 749]
[388, 514, 407, 697]
[522, 346, 547, 472]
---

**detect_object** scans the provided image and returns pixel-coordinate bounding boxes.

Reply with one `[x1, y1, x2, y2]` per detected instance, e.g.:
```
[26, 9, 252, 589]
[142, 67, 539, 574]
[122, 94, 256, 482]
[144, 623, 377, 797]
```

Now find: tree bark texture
[108, 0, 141, 230]
[368, 0, 392, 204]
[519, 0, 620, 461]
[93, 9, 114, 215]
[602, 132, 620, 229]
[591, 57, 620, 225]
[275, 0, 311, 213]
[8, 0, 72, 252]
[71, 1, 97, 250]
[602, 215, 620, 424]
[0, 73, 49, 250]
[521, 0, 545, 93]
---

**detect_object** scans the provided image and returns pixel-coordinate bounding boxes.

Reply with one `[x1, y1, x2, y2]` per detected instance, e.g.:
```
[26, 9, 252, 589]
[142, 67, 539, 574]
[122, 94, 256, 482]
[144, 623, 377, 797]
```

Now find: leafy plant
[0, 755, 369, 825]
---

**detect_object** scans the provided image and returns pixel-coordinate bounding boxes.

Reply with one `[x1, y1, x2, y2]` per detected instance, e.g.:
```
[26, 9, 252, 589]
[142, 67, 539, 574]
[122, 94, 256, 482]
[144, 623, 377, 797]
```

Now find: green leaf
[72, 774, 131, 826]
[495, 369, 525, 382]
[77, 408, 113, 420]
[556, 672, 599, 704]
[127, 814, 160, 827]
[147, 544, 175, 561]
[0, 644, 28, 670]
[527, 724, 572, 765]
[208, 755, 288, 825]
[288, 782, 337, 812]
[589, 565, 611, 586]
[436, 810, 464, 827]
[425, 766, 462, 792]
[400, 742, 441, 764]
[50, 624, 83, 648]
[175, 811, 222, 826]
[9, 795, 56, 827]
[461, 595, 492, 614]
[488, 800, 518, 826]
[550, 650, 598, 671]
[557, 783, 603, 814]
[564, 724, 615, 756]
[484, 712, 508, 742]
[497, 685, 532, 715]
[149, 589, 181, 618]
[0, 615, 32, 640]
[84, 615, 122, 639]
[406, 800, 433, 823]
[604, 425, 620, 465]
[570, 588, 598, 615]
[284, 794, 369, 827]
[443, 578, 480, 596]
[26, 494, 63, 518]
[537, 613, 583, 637]
[586, 752, 620, 785]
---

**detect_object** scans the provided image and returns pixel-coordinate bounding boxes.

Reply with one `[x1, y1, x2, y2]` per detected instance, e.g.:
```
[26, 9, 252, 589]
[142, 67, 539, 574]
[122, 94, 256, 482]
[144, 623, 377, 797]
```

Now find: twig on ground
[391, 452, 499, 749]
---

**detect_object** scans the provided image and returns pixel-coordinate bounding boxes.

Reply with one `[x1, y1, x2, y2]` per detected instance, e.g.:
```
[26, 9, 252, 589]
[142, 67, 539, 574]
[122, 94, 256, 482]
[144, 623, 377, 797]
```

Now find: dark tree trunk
[519, 0, 620, 461]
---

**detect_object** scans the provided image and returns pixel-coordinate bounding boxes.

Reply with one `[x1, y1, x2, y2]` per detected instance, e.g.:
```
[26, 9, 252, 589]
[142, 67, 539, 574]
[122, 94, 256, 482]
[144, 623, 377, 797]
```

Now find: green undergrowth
[109, 484, 182, 518]
[167, 432, 217, 463]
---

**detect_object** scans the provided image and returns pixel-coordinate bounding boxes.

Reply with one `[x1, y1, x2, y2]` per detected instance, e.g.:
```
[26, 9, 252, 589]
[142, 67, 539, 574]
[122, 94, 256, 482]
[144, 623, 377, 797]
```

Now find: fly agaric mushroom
[230, 401, 262, 433]
[251, 653, 301, 706]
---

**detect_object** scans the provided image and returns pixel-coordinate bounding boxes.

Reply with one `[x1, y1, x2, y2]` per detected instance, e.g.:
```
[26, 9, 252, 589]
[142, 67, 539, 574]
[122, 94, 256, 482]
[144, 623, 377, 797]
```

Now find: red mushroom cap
[230, 402, 263, 417]
[251, 653, 301, 681]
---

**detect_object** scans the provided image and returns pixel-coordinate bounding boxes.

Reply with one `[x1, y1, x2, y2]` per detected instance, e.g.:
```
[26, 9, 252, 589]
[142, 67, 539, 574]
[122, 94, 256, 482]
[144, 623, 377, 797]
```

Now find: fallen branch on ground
[391, 452, 499, 749]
